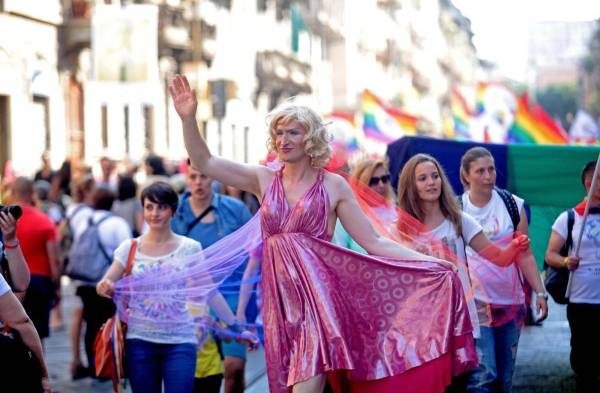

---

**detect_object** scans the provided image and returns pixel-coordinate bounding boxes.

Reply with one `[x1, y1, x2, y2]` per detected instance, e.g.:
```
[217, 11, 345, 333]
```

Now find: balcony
[60, 1, 93, 53]
[256, 50, 312, 97]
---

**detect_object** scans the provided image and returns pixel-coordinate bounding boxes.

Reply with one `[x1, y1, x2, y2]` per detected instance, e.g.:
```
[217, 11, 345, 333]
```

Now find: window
[101, 105, 108, 149]
[143, 105, 154, 152]
[0, 96, 9, 175]
[210, 0, 231, 10]
[33, 95, 50, 151]
[124, 105, 130, 155]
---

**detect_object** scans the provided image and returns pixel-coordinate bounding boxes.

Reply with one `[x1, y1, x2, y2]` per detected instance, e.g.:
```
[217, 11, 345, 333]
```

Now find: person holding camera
[1, 207, 30, 293]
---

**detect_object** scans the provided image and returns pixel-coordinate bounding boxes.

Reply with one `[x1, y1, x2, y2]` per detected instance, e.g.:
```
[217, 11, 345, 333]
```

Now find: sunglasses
[369, 174, 391, 187]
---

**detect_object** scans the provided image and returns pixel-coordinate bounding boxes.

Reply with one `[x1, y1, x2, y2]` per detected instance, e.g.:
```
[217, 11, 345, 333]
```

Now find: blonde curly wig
[266, 104, 332, 168]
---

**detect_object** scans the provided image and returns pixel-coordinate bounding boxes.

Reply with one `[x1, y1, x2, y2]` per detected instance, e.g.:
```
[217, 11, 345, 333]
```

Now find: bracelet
[3, 240, 19, 249]
[536, 291, 549, 300]
[563, 257, 569, 268]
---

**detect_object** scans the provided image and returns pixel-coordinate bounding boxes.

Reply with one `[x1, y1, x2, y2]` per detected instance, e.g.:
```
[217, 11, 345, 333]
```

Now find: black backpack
[458, 187, 521, 230]
[543, 209, 575, 305]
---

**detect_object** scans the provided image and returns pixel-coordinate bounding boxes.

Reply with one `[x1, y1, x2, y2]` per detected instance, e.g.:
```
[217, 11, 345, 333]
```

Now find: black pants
[194, 374, 223, 393]
[76, 285, 116, 371]
[567, 303, 600, 393]
[23, 275, 55, 339]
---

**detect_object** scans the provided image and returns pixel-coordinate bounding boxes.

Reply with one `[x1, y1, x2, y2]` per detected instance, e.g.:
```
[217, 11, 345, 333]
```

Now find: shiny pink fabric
[260, 169, 477, 392]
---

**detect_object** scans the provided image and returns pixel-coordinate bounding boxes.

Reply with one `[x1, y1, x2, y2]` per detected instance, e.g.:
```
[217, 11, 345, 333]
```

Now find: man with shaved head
[12, 176, 60, 341]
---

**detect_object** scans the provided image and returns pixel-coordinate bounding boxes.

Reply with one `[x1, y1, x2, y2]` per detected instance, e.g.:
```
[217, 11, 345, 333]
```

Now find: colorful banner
[387, 136, 600, 268]
[361, 90, 418, 143]
[508, 92, 568, 144]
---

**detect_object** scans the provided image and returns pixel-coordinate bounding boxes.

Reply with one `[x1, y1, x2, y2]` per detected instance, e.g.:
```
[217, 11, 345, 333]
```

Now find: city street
[45, 279, 576, 393]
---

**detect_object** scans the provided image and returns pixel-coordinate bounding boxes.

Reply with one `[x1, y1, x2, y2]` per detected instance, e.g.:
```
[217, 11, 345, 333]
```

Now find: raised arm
[332, 175, 453, 267]
[169, 75, 270, 197]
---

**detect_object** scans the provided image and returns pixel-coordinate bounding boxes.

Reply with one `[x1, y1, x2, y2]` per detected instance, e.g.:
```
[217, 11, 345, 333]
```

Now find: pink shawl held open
[260, 168, 476, 392]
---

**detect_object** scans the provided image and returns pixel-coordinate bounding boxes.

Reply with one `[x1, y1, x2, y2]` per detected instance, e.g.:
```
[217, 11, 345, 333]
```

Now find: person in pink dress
[169, 75, 477, 393]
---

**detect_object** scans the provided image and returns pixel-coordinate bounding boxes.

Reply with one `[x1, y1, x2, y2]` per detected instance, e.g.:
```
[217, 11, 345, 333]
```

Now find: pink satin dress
[260, 168, 476, 393]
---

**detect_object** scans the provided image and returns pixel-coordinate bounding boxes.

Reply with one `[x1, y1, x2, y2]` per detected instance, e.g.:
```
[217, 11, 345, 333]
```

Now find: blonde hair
[351, 158, 394, 202]
[398, 154, 462, 236]
[266, 104, 332, 168]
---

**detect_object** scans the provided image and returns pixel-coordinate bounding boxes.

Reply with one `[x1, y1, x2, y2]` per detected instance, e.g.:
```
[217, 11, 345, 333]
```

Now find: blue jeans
[466, 320, 521, 393]
[126, 339, 196, 393]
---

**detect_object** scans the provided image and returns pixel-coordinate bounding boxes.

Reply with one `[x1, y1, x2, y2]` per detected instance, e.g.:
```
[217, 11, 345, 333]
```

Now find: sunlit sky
[452, 0, 600, 81]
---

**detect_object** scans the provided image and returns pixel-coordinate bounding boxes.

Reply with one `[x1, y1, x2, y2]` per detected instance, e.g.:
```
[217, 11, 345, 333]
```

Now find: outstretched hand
[168, 75, 197, 120]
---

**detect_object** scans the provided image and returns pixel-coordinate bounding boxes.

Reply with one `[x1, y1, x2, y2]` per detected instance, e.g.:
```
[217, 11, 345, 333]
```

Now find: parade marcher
[332, 158, 396, 252]
[96, 156, 118, 192]
[34, 152, 54, 184]
[63, 175, 95, 379]
[71, 187, 131, 379]
[97, 181, 254, 393]
[171, 161, 253, 393]
[545, 159, 600, 393]
[458, 147, 548, 393]
[169, 74, 476, 393]
[12, 177, 60, 342]
[0, 273, 51, 393]
[397, 153, 539, 391]
[112, 175, 144, 237]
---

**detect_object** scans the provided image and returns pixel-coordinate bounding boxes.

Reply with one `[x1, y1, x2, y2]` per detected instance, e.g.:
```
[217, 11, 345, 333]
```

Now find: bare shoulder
[322, 171, 352, 203]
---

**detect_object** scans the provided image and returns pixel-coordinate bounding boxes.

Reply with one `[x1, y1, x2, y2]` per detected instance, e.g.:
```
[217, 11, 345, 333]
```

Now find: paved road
[45, 280, 576, 392]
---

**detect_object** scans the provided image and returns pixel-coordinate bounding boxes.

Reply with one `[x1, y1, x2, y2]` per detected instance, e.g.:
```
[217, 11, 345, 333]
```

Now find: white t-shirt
[66, 203, 93, 235]
[417, 213, 483, 337]
[0, 274, 10, 297]
[113, 236, 203, 344]
[552, 210, 600, 304]
[462, 190, 526, 305]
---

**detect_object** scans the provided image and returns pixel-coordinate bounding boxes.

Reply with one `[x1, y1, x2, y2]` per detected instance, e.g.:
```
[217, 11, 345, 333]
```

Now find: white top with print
[553, 211, 600, 304]
[462, 190, 526, 305]
[114, 236, 204, 344]
[418, 213, 483, 337]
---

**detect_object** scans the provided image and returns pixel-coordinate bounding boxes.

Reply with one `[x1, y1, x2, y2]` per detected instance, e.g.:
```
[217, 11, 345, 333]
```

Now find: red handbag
[94, 239, 137, 392]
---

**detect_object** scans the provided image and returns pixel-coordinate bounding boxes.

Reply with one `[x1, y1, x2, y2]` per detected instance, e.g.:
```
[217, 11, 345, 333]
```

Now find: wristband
[536, 292, 548, 300]
[3, 239, 19, 249]
[562, 257, 569, 268]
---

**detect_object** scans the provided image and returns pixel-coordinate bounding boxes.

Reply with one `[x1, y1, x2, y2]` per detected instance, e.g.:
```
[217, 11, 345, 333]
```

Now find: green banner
[507, 144, 600, 267]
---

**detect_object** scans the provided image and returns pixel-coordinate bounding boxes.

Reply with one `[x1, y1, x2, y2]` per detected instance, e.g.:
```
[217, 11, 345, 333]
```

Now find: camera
[0, 205, 22, 220]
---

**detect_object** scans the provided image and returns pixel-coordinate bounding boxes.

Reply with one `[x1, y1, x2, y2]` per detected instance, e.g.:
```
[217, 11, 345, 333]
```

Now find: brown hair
[398, 154, 462, 235]
[460, 147, 494, 190]
[351, 158, 394, 202]
[70, 175, 95, 203]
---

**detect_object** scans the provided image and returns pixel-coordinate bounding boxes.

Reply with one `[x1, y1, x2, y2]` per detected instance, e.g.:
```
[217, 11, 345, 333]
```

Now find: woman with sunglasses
[332, 158, 396, 252]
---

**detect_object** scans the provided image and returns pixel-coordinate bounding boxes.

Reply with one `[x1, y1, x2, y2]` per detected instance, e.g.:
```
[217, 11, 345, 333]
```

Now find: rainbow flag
[450, 87, 472, 138]
[362, 90, 418, 143]
[327, 111, 361, 152]
[509, 92, 568, 144]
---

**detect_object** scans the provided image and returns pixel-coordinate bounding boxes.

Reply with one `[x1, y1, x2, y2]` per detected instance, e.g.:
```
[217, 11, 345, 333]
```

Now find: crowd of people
[0, 73, 597, 393]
